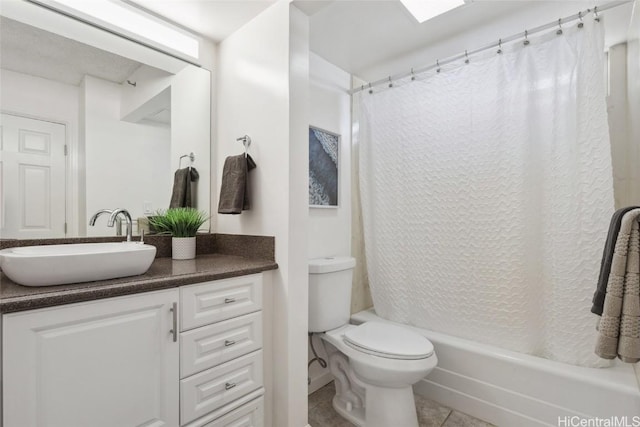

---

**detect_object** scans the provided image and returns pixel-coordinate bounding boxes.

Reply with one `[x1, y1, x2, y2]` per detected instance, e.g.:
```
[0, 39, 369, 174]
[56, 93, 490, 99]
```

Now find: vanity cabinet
[179, 274, 264, 427]
[2, 273, 266, 427]
[2, 288, 180, 427]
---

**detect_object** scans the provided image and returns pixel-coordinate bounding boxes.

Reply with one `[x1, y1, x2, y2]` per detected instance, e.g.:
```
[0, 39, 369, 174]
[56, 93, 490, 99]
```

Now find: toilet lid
[344, 322, 434, 360]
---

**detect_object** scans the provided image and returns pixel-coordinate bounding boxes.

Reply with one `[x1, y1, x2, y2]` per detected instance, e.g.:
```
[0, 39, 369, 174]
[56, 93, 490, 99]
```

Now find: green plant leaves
[147, 208, 209, 238]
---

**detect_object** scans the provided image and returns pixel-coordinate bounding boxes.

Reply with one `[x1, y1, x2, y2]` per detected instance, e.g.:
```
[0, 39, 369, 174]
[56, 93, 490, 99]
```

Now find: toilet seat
[343, 322, 434, 360]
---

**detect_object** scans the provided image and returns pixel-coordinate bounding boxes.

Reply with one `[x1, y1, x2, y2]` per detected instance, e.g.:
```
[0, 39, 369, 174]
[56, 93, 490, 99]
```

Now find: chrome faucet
[89, 208, 133, 242]
[89, 209, 113, 226]
[108, 209, 133, 242]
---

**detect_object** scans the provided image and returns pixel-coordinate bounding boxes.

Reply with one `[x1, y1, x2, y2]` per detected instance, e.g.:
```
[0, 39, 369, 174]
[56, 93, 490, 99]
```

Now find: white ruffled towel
[595, 209, 640, 362]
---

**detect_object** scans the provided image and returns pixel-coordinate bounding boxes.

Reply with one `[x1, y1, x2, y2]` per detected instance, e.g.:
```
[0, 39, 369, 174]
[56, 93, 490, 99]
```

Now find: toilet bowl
[321, 322, 437, 427]
[308, 254, 437, 427]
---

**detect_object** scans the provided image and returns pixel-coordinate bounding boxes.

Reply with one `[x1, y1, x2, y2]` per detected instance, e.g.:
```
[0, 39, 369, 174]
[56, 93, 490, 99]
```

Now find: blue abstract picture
[309, 127, 339, 207]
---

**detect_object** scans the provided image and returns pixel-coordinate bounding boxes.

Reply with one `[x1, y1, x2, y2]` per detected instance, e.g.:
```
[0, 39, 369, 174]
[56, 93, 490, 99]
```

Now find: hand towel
[170, 167, 199, 208]
[592, 206, 640, 315]
[218, 154, 256, 214]
[595, 209, 640, 362]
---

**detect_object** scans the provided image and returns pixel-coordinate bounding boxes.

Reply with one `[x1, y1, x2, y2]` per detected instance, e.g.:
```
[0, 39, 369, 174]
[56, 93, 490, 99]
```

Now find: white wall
[607, 43, 634, 208]
[83, 75, 171, 235]
[120, 65, 173, 121]
[0, 69, 81, 235]
[215, 2, 309, 426]
[306, 52, 352, 393]
[171, 65, 212, 223]
[627, 3, 640, 206]
[308, 53, 352, 259]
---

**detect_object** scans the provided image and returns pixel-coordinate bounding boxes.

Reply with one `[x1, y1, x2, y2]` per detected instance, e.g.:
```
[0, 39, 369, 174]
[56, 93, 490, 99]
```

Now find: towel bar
[237, 135, 251, 157]
[179, 152, 195, 168]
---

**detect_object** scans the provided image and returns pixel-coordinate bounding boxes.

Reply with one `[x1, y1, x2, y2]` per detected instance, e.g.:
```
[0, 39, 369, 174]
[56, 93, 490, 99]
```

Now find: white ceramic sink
[0, 242, 157, 286]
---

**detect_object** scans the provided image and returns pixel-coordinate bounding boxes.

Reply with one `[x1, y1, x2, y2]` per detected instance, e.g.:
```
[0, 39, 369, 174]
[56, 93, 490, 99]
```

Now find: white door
[0, 113, 66, 238]
[3, 289, 180, 427]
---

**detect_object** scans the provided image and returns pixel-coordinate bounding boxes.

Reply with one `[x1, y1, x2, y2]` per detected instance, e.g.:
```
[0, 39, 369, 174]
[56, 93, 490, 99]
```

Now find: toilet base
[333, 384, 419, 427]
[321, 324, 432, 427]
[363, 384, 419, 427]
[332, 395, 365, 427]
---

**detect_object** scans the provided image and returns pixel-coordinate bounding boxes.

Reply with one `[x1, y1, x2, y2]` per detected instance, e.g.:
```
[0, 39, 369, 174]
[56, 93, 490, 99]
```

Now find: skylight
[400, 0, 466, 23]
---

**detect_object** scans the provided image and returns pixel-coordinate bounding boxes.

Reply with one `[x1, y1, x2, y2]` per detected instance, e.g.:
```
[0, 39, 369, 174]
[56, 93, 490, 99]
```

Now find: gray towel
[218, 154, 256, 214]
[592, 206, 640, 315]
[170, 167, 199, 208]
[595, 209, 640, 362]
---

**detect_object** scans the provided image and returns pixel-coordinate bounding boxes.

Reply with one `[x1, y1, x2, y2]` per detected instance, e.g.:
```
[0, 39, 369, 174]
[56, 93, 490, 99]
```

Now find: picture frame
[309, 126, 339, 208]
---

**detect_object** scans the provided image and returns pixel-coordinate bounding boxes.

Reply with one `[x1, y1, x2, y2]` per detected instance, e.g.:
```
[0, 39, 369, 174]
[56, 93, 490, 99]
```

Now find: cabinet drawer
[201, 397, 263, 427]
[181, 350, 263, 425]
[181, 311, 262, 378]
[181, 274, 262, 331]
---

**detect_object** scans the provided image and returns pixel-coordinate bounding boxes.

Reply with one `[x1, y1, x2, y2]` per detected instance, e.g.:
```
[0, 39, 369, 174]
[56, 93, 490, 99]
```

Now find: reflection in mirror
[0, 14, 210, 239]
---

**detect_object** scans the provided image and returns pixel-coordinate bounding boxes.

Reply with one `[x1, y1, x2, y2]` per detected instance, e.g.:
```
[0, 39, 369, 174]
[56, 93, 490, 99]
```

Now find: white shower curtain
[358, 20, 614, 367]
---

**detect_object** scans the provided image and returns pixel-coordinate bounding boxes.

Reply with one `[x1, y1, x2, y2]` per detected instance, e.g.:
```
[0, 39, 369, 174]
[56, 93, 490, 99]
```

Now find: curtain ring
[436, 59, 441, 73]
[594, 6, 600, 22]
[368, 82, 373, 94]
[388, 76, 393, 88]
[464, 50, 470, 64]
[578, 11, 584, 28]
[497, 39, 503, 55]
[523, 29, 530, 46]
[410, 68, 415, 81]
[556, 18, 563, 35]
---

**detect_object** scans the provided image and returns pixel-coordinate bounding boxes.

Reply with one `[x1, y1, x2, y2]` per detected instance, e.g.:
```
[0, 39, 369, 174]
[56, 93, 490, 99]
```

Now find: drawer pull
[224, 339, 236, 347]
[170, 302, 178, 342]
[225, 382, 236, 390]
[224, 297, 236, 304]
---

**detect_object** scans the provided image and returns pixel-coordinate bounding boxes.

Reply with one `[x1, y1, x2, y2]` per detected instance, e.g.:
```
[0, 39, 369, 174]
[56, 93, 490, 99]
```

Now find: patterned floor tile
[308, 382, 492, 427]
[441, 411, 496, 427]
[309, 382, 338, 412]
[415, 394, 452, 427]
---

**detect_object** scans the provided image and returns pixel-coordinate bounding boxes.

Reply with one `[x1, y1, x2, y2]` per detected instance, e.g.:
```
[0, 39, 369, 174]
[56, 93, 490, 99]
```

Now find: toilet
[309, 257, 437, 427]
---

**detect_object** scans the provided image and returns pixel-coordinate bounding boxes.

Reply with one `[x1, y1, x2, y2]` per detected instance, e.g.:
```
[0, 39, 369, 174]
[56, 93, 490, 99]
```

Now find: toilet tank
[308, 256, 356, 333]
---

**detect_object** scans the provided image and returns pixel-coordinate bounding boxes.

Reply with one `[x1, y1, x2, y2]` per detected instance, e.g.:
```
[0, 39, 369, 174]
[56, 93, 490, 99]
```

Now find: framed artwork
[309, 126, 339, 208]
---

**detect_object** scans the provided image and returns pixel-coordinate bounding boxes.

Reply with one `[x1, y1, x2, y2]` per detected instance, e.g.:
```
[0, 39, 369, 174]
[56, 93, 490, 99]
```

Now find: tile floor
[308, 382, 495, 427]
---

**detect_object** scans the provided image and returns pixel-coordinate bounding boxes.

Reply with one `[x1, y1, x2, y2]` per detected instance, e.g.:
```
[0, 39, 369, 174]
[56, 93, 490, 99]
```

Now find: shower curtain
[357, 20, 614, 367]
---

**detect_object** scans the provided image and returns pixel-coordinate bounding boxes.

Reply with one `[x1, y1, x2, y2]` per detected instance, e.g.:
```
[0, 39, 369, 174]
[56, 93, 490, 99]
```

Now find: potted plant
[148, 208, 209, 260]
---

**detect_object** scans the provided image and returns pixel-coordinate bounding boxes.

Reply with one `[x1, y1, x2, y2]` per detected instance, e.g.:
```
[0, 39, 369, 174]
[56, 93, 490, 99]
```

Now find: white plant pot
[172, 237, 196, 260]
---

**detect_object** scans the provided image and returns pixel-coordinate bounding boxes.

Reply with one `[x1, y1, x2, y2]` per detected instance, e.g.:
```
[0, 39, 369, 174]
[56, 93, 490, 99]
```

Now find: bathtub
[351, 309, 640, 427]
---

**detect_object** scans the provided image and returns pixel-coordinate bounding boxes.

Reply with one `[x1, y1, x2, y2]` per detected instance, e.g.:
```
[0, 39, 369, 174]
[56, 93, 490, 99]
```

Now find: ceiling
[311, 0, 635, 79]
[128, 0, 278, 43]
[3, 1, 633, 86]
[126, 0, 635, 79]
[0, 16, 142, 86]
[307, 0, 528, 76]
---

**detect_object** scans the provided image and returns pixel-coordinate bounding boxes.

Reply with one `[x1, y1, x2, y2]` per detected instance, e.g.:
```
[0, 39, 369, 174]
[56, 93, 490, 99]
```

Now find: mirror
[0, 11, 211, 239]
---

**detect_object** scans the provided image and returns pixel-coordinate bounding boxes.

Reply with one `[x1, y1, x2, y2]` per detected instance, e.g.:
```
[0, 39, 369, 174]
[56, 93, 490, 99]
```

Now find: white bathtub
[352, 309, 640, 427]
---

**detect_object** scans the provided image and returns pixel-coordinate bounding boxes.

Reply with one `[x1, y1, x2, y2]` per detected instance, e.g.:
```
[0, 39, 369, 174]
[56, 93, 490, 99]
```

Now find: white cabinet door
[2, 289, 180, 427]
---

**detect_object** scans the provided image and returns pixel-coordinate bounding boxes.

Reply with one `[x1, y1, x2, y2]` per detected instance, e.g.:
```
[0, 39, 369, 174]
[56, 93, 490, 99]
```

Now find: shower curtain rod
[350, 0, 632, 95]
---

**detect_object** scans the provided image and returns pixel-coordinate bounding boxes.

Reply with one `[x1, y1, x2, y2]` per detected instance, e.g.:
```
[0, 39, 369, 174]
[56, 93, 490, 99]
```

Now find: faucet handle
[139, 229, 145, 244]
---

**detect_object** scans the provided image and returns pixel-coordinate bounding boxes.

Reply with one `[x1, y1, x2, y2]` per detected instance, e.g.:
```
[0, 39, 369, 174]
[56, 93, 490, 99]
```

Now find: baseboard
[308, 371, 333, 395]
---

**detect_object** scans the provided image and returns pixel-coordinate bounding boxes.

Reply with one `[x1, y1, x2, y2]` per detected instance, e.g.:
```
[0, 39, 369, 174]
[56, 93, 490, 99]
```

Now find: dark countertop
[1, 254, 278, 314]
